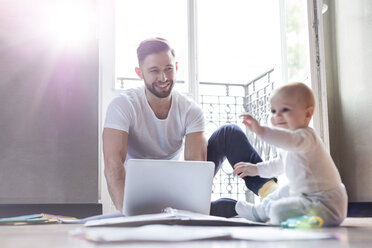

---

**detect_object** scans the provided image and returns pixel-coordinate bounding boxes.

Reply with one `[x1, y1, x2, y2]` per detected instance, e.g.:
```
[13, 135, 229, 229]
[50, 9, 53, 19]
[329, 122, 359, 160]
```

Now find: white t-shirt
[104, 86, 205, 164]
[256, 127, 342, 194]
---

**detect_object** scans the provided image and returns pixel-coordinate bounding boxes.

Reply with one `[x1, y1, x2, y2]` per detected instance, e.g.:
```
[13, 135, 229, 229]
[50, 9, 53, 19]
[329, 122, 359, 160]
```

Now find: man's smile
[155, 81, 171, 89]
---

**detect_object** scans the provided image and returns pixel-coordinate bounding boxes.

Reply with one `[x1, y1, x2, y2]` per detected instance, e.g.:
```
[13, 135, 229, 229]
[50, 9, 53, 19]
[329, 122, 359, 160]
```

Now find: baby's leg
[268, 196, 311, 225]
[305, 184, 348, 226]
[236, 185, 291, 222]
[268, 185, 348, 226]
[254, 184, 291, 221]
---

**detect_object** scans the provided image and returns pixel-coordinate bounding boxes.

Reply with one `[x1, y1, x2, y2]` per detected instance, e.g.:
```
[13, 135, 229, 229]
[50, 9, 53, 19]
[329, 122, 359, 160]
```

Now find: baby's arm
[233, 155, 284, 178]
[261, 127, 316, 152]
[239, 114, 264, 137]
[240, 114, 316, 152]
[256, 155, 284, 178]
[233, 162, 258, 177]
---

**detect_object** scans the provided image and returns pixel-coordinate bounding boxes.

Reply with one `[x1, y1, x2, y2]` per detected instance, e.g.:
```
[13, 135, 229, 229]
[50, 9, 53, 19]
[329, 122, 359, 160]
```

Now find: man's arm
[184, 131, 207, 161]
[102, 128, 128, 211]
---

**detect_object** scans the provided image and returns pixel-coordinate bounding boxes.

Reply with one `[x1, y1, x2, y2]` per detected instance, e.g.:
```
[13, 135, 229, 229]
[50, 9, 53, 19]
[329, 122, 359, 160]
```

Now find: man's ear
[135, 67, 143, 79]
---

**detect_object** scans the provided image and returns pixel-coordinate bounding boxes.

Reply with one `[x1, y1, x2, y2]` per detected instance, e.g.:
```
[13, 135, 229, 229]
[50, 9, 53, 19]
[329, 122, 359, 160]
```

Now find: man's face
[138, 50, 177, 98]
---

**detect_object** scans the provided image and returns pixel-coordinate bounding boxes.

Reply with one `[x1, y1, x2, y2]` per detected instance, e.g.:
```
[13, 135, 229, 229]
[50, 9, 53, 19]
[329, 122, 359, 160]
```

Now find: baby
[234, 82, 348, 226]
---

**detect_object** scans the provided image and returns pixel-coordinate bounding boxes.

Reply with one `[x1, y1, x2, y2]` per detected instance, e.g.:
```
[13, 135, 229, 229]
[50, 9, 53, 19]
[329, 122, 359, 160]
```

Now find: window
[111, 0, 283, 203]
[113, 0, 282, 99]
[114, 0, 188, 92]
[197, 0, 280, 84]
[285, 0, 311, 83]
[99, 0, 328, 211]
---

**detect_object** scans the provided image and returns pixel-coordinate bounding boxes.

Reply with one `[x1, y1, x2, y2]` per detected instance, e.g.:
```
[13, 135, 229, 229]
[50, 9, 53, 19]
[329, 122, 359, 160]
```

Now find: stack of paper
[68, 209, 340, 243]
[0, 213, 76, 225]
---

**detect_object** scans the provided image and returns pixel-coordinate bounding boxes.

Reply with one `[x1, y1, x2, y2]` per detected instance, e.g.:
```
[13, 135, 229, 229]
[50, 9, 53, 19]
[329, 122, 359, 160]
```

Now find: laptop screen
[123, 159, 215, 216]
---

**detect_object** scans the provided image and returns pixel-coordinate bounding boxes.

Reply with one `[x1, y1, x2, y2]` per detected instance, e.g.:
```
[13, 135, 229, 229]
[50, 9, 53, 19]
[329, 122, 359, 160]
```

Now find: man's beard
[145, 80, 174, 98]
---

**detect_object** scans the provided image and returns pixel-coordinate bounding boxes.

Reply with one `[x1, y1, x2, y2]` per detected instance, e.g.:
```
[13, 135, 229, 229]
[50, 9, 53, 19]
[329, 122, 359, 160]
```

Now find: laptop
[123, 159, 215, 216]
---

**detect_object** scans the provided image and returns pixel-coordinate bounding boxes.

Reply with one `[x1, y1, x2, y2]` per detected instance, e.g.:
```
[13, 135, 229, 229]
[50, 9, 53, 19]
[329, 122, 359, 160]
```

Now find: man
[103, 38, 277, 217]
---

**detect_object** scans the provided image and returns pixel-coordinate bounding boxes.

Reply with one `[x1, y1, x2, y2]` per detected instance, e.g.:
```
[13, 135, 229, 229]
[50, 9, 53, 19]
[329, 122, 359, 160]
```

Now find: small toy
[281, 215, 324, 229]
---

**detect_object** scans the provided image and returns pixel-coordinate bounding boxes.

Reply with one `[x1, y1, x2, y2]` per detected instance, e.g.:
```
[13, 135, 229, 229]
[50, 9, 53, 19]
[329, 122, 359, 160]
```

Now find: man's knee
[218, 124, 245, 137]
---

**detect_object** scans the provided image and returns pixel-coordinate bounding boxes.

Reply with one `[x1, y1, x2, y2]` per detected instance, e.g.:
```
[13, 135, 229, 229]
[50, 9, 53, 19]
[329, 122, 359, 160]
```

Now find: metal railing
[116, 68, 276, 201]
[199, 69, 276, 201]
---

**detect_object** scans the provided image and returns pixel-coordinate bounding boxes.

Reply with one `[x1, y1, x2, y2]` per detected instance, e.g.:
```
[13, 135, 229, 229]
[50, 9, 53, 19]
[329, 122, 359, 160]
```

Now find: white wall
[98, 0, 119, 213]
[0, 0, 99, 203]
[324, 0, 372, 202]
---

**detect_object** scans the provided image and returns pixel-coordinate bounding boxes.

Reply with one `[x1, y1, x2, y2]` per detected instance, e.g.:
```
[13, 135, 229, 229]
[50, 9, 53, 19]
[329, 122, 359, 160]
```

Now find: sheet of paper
[229, 226, 338, 241]
[72, 225, 339, 243]
[72, 225, 230, 242]
[85, 212, 175, 226]
[62, 211, 124, 224]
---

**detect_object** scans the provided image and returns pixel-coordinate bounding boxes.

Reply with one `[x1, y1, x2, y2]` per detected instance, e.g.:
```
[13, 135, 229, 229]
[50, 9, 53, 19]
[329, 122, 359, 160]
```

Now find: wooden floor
[341, 217, 372, 227]
[1, 218, 372, 248]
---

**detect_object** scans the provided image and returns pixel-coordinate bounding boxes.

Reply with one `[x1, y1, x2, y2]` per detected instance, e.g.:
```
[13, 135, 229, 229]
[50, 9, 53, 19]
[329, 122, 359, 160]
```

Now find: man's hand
[239, 113, 264, 137]
[233, 162, 259, 178]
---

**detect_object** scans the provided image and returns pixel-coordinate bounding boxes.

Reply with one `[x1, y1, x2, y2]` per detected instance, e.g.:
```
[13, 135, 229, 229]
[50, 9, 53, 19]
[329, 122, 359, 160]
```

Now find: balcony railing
[198, 69, 276, 202]
[116, 68, 276, 202]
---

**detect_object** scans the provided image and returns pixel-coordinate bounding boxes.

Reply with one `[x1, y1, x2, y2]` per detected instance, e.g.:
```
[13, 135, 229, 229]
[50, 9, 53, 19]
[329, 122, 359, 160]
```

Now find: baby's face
[270, 92, 310, 130]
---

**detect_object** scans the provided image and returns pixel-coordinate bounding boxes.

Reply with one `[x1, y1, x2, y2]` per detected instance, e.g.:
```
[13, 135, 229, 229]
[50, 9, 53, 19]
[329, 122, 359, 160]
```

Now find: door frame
[307, 0, 330, 150]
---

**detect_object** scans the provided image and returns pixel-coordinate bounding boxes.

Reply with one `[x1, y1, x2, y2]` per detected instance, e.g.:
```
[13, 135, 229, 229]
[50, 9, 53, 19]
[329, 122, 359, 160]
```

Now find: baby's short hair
[271, 82, 315, 108]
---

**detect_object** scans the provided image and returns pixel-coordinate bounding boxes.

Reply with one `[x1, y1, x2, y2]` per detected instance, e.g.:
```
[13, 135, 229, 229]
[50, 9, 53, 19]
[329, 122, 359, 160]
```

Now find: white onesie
[257, 127, 342, 194]
[236, 126, 348, 226]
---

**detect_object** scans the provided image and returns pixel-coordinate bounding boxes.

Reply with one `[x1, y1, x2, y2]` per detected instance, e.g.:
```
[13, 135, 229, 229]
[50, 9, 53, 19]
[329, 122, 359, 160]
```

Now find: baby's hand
[239, 113, 264, 137]
[233, 162, 259, 178]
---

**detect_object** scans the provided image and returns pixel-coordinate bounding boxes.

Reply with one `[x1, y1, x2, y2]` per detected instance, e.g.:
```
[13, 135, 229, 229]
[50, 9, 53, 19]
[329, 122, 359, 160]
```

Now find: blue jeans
[207, 124, 274, 217]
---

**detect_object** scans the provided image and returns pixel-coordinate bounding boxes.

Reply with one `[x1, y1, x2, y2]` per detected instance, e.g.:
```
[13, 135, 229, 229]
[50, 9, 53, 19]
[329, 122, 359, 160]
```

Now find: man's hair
[271, 82, 315, 108]
[137, 37, 175, 65]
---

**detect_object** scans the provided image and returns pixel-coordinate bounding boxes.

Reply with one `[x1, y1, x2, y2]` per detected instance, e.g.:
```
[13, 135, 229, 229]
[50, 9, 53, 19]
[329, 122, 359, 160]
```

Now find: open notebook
[83, 208, 267, 227]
